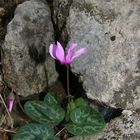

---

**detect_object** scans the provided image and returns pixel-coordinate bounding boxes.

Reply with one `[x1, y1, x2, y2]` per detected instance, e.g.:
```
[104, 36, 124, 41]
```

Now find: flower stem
[66, 65, 71, 102]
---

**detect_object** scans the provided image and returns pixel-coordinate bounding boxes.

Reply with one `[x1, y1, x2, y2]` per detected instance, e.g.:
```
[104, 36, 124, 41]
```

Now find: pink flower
[7, 94, 15, 112]
[49, 42, 87, 65]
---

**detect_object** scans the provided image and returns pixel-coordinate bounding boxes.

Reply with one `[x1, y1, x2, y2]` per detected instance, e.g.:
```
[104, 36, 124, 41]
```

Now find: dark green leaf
[24, 101, 65, 125]
[66, 106, 105, 136]
[13, 123, 59, 140]
[66, 123, 104, 136]
[70, 107, 91, 124]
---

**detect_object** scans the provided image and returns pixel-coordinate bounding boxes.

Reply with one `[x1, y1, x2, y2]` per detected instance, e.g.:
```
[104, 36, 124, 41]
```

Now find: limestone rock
[66, 0, 140, 110]
[2, 0, 58, 96]
[68, 110, 140, 140]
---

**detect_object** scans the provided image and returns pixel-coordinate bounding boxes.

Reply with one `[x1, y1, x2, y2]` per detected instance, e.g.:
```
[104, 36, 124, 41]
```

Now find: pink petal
[67, 43, 77, 54]
[65, 53, 72, 64]
[8, 97, 14, 112]
[71, 48, 87, 61]
[55, 41, 65, 64]
[65, 43, 77, 64]
[49, 44, 57, 59]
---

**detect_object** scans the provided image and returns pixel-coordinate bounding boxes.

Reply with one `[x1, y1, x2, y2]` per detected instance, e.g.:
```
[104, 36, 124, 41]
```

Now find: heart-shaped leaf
[24, 101, 65, 125]
[13, 123, 60, 140]
[66, 106, 105, 136]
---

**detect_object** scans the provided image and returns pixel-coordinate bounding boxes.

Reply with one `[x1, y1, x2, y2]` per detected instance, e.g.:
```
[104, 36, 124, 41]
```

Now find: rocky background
[0, 0, 140, 140]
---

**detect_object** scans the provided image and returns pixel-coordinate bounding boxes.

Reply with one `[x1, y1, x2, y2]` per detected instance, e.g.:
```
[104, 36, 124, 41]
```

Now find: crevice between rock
[46, 0, 123, 122]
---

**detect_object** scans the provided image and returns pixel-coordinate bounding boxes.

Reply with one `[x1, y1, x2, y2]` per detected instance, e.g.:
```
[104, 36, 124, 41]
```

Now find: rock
[0, 0, 26, 45]
[1, 0, 58, 96]
[65, 0, 140, 110]
[68, 110, 140, 140]
[51, 0, 72, 45]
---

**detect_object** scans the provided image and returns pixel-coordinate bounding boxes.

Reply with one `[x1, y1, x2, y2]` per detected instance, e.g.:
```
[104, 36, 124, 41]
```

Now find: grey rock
[2, 0, 58, 96]
[68, 110, 140, 140]
[66, 0, 140, 110]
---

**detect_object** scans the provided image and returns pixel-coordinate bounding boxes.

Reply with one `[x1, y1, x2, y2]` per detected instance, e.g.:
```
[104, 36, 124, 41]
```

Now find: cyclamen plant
[13, 42, 106, 140]
[49, 41, 87, 101]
